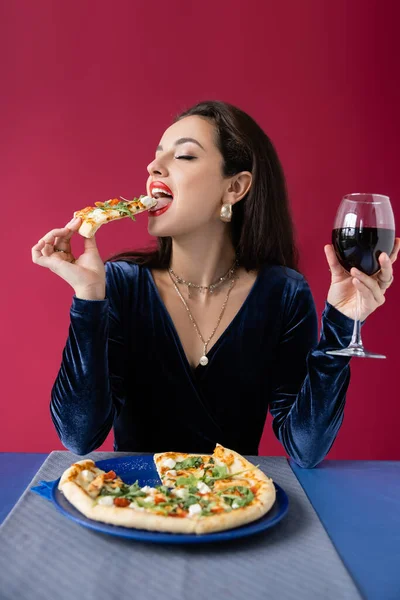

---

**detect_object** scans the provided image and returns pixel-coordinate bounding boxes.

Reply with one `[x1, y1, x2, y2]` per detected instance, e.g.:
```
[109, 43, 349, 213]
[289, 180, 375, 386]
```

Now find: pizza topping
[97, 495, 114, 506]
[172, 488, 188, 500]
[175, 474, 198, 487]
[162, 458, 176, 469]
[87, 474, 108, 497]
[103, 470, 117, 481]
[174, 456, 204, 470]
[188, 503, 202, 517]
[196, 481, 211, 495]
[218, 486, 255, 509]
[165, 470, 177, 477]
[214, 445, 235, 466]
[129, 503, 145, 511]
[140, 486, 157, 494]
[156, 485, 173, 496]
[140, 195, 158, 208]
[114, 497, 130, 508]
[80, 469, 95, 483]
[206, 465, 260, 485]
[98, 480, 148, 501]
[142, 496, 155, 503]
[169, 507, 188, 518]
[86, 208, 110, 223]
[208, 465, 229, 480]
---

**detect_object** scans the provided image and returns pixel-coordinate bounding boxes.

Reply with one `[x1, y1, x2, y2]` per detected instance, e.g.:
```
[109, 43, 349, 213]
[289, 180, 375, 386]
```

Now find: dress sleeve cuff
[71, 295, 110, 316]
[322, 302, 356, 332]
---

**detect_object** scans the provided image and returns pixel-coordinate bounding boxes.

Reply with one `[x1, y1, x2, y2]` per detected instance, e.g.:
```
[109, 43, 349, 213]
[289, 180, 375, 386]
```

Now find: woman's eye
[175, 155, 196, 160]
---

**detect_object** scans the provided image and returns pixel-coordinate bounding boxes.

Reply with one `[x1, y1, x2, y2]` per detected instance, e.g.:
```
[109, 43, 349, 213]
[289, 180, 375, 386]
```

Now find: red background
[2, 1, 399, 458]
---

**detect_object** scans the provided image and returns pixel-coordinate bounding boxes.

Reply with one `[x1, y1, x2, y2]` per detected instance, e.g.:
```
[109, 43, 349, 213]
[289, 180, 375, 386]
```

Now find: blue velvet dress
[50, 261, 354, 468]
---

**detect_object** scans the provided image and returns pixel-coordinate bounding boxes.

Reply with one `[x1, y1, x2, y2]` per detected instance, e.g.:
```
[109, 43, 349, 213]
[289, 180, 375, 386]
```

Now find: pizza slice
[73, 195, 157, 238]
[154, 443, 274, 510]
[58, 459, 198, 531]
[154, 452, 212, 488]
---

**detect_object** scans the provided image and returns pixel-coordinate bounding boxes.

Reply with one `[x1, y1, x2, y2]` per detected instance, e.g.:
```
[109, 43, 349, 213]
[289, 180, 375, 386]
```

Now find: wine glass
[326, 193, 395, 358]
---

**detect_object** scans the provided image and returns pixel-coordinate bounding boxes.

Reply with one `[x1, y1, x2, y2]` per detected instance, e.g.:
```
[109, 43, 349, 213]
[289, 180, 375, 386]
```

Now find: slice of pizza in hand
[73, 195, 157, 238]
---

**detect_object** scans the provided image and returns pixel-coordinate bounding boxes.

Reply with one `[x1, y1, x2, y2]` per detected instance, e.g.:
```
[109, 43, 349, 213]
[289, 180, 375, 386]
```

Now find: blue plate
[51, 455, 289, 544]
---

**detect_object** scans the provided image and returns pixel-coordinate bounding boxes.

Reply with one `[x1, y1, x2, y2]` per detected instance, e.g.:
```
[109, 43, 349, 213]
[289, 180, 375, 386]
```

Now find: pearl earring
[220, 203, 232, 222]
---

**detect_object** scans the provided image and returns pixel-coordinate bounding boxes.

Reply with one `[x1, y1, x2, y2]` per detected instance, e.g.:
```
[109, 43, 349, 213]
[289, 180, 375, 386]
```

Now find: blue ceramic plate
[51, 455, 289, 544]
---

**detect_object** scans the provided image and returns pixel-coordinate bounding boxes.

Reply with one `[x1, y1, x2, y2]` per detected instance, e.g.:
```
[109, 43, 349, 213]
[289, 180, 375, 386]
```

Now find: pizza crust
[59, 479, 276, 534]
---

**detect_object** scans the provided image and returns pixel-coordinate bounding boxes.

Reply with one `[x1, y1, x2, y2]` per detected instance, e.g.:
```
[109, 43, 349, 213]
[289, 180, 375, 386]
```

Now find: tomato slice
[113, 497, 130, 507]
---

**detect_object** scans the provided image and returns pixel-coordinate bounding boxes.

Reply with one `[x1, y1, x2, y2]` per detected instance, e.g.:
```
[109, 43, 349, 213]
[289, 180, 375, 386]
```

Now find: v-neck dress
[50, 260, 355, 468]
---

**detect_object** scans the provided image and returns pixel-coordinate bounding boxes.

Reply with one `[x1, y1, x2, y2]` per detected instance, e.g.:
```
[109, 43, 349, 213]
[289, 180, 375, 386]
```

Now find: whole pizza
[58, 444, 276, 534]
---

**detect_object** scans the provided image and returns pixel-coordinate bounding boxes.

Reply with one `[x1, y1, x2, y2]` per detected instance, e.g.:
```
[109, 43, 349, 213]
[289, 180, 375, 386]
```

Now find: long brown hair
[105, 100, 298, 271]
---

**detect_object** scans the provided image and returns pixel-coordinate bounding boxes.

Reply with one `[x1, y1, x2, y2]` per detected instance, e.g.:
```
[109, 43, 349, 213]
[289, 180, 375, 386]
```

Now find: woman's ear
[225, 171, 252, 205]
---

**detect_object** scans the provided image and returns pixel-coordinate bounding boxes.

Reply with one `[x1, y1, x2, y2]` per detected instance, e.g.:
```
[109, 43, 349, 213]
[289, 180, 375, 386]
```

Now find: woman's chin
[147, 216, 172, 237]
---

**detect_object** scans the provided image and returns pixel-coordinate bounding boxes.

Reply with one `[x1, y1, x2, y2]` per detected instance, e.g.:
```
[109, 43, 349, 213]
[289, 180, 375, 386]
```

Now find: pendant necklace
[168, 266, 238, 366]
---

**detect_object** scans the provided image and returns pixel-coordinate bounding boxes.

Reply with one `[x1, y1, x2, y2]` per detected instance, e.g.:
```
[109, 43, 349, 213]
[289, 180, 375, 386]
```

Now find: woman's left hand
[324, 238, 400, 322]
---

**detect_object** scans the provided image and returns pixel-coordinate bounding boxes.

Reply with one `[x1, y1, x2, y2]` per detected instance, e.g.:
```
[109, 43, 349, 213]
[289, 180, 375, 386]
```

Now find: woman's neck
[169, 229, 237, 287]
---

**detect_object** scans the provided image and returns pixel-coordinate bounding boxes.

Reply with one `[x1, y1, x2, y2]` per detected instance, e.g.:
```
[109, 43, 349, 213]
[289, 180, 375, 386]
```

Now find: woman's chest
[150, 270, 259, 369]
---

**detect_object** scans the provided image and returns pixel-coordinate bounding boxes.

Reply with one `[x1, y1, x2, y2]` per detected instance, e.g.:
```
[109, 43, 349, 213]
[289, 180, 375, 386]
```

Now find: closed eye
[175, 155, 197, 160]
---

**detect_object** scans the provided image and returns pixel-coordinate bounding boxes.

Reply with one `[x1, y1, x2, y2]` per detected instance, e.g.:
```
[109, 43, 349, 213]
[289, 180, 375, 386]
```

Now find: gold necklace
[168, 268, 238, 366]
[169, 258, 238, 298]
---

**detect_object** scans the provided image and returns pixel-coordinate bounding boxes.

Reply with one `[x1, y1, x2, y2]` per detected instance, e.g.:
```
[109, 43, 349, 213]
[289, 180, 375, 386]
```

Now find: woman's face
[146, 115, 229, 238]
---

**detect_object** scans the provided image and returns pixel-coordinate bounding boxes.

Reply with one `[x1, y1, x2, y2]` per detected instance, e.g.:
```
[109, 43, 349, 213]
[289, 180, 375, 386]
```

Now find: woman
[32, 100, 399, 467]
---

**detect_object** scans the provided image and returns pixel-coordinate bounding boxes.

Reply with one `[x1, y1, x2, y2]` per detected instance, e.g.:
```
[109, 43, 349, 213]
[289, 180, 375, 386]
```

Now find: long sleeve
[50, 262, 126, 455]
[268, 276, 355, 468]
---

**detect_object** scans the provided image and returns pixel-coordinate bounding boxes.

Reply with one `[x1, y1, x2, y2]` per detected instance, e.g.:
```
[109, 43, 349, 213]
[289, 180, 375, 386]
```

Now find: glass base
[326, 346, 386, 359]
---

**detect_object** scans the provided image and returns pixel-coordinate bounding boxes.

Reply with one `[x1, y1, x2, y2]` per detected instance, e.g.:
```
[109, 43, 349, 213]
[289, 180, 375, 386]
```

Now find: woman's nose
[147, 157, 167, 176]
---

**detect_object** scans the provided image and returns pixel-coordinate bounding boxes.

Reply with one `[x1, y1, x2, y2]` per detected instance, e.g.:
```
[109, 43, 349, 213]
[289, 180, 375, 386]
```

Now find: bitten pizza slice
[73, 195, 157, 238]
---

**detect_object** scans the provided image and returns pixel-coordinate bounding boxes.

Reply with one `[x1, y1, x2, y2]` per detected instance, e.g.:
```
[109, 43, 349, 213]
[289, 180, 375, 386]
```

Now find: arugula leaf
[99, 480, 146, 499]
[218, 486, 255, 508]
[156, 485, 172, 496]
[135, 498, 156, 509]
[211, 465, 228, 479]
[95, 200, 137, 222]
[99, 483, 127, 497]
[208, 465, 260, 483]
[175, 475, 198, 487]
[182, 495, 201, 510]
[174, 457, 204, 470]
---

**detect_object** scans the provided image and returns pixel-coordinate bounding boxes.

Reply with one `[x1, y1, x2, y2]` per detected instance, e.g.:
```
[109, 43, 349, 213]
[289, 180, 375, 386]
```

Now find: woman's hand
[324, 238, 400, 322]
[31, 216, 106, 299]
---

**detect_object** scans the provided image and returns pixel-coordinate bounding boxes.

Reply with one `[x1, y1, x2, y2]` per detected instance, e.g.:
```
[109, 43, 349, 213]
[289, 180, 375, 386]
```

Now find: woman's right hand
[31, 216, 106, 300]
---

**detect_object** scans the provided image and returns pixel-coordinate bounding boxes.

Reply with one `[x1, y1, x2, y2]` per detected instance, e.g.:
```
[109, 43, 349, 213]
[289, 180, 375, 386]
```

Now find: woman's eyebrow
[156, 137, 205, 152]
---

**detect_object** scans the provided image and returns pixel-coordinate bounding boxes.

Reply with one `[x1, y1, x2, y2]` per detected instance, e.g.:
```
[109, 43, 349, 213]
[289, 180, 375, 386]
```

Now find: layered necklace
[168, 258, 238, 367]
[169, 259, 238, 298]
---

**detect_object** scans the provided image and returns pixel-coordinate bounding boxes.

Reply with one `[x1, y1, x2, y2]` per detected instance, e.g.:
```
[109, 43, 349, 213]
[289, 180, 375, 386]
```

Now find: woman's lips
[148, 203, 172, 217]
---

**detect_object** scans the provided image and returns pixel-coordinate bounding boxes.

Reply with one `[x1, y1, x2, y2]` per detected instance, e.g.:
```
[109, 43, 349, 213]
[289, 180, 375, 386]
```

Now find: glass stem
[349, 289, 363, 348]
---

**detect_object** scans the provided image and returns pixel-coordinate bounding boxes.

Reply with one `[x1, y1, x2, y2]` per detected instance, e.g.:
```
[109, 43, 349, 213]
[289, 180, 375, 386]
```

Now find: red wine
[332, 227, 395, 276]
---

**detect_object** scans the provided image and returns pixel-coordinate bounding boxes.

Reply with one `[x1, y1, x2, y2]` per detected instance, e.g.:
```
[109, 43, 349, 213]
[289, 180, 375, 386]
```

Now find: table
[1, 453, 399, 600]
